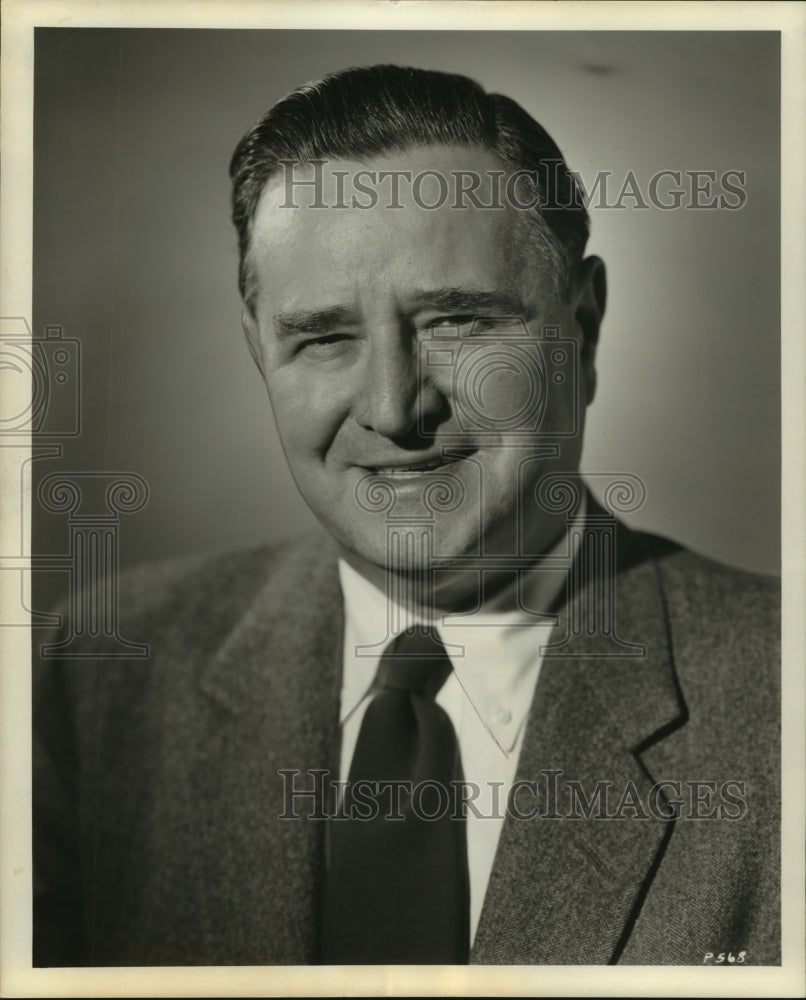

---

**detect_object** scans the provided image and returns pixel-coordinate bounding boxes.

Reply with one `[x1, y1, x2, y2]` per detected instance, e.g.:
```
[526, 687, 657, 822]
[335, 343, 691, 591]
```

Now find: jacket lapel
[472, 512, 688, 964]
[192, 535, 344, 963]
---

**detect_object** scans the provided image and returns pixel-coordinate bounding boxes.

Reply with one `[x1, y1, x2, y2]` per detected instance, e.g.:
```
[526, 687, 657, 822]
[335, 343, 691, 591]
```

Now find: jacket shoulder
[630, 527, 780, 746]
[34, 530, 340, 713]
[637, 532, 781, 659]
[632, 526, 780, 654]
[116, 530, 338, 623]
[642, 533, 779, 611]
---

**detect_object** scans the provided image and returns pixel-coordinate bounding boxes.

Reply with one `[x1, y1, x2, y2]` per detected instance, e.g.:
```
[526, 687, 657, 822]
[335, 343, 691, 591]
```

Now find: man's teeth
[373, 461, 445, 473]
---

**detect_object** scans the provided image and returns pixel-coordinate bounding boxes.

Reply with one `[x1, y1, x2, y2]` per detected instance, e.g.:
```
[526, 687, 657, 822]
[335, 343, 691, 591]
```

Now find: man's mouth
[363, 450, 476, 476]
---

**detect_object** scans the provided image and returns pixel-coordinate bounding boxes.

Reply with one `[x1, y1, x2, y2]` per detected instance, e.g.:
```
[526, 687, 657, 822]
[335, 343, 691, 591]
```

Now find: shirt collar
[338, 495, 587, 753]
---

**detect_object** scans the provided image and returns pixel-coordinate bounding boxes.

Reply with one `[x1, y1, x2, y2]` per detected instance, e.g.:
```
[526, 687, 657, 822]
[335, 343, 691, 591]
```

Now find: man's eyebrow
[271, 289, 527, 337]
[412, 287, 526, 315]
[271, 306, 357, 338]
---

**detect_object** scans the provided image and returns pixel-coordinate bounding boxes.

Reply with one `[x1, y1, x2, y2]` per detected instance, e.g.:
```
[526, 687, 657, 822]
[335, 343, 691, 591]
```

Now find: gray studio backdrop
[32, 29, 780, 611]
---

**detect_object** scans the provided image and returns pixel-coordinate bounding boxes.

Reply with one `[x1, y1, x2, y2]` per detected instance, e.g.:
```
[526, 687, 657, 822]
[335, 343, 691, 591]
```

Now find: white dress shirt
[336, 499, 585, 944]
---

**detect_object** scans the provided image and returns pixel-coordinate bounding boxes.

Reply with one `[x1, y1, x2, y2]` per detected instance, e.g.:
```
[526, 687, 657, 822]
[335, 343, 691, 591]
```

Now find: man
[33, 65, 780, 966]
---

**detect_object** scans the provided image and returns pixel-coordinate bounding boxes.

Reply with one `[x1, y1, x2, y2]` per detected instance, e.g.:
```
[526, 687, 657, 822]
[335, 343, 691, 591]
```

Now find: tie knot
[375, 627, 453, 697]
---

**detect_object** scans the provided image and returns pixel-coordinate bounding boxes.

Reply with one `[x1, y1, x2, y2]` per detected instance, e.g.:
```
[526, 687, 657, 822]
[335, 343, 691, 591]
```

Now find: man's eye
[298, 334, 352, 356]
[430, 315, 476, 330]
[429, 315, 499, 338]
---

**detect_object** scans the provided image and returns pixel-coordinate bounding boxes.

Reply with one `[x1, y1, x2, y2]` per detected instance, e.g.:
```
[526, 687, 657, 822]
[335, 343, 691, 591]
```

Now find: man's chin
[334, 521, 482, 575]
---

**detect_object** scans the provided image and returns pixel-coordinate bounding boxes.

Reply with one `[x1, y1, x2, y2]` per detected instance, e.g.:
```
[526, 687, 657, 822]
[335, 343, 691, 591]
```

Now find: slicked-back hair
[229, 64, 590, 313]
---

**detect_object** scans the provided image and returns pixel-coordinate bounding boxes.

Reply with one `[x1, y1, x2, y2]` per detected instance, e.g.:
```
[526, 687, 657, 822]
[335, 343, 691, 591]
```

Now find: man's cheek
[447, 341, 551, 437]
[267, 376, 342, 452]
[474, 367, 536, 424]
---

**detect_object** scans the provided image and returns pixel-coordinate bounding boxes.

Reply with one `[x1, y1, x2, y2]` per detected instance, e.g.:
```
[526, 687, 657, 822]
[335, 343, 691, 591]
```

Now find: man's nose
[353, 332, 442, 439]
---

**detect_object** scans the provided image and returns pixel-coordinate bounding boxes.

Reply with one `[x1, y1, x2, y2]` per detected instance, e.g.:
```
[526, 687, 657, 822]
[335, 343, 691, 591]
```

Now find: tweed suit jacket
[32, 506, 781, 967]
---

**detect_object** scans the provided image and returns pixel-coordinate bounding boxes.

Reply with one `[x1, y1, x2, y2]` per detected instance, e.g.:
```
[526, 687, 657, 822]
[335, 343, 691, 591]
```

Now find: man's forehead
[245, 143, 558, 319]
[258, 142, 513, 213]
[251, 144, 540, 281]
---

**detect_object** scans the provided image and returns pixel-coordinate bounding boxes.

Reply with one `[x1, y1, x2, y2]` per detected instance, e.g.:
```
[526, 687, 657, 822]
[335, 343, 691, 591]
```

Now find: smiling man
[240, 140, 600, 604]
[33, 65, 780, 967]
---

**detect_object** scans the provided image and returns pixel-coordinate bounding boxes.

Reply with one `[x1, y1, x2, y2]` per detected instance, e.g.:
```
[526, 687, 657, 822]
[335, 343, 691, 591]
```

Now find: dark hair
[229, 64, 589, 311]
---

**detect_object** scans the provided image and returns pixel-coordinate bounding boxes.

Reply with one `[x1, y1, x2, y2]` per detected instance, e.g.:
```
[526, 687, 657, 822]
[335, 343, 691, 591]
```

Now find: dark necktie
[318, 626, 470, 964]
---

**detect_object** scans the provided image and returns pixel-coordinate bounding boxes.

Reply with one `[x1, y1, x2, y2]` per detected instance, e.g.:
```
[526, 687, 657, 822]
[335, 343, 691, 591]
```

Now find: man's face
[243, 145, 601, 588]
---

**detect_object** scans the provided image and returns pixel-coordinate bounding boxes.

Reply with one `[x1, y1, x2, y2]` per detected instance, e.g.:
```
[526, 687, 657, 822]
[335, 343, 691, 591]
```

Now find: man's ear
[570, 255, 606, 407]
[241, 305, 265, 376]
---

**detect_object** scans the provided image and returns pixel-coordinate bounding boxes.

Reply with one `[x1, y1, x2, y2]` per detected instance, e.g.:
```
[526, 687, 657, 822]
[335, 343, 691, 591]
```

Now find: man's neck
[338, 502, 586, 619]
